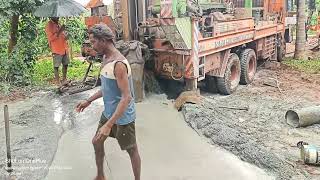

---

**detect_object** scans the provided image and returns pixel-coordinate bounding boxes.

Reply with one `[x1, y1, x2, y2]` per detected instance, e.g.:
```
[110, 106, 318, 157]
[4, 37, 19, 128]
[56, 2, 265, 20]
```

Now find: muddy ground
[0, 90, 99, 180]
[1, 60, 320, 180]
[182, 64, 320, 180]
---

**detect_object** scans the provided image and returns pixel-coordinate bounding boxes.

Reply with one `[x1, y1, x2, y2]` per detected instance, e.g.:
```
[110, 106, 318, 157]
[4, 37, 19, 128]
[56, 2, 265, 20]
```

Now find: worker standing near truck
[45, 17, 69, 86]
[75, 24, 141, 180]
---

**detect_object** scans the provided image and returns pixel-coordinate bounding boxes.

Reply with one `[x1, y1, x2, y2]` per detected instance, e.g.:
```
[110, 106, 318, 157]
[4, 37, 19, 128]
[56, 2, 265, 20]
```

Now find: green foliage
[0, 44, 33, 86]
[63, 17, 87, 48]
[0, 14, 41, 88]
[32, 58, 98, 85]
[0, 82, 11, 95]
[31, 58, 53, 85]
[0, 0, 87, 90]
[283, 59, 320, 74]
[0, 0, 43, 17]
[67, 59, 96, 80]
[0, 20, 9, 54]
[35, 19, 51, 56]
[19, 14, 42, 67]
[0, 0, 87, 93]
[0, 0, 44, 90]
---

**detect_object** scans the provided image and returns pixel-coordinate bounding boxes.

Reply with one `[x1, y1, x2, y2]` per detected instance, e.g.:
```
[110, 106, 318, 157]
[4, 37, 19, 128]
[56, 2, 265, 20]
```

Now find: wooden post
[4, 105, 12, 172]
[120, 0, 131, 41]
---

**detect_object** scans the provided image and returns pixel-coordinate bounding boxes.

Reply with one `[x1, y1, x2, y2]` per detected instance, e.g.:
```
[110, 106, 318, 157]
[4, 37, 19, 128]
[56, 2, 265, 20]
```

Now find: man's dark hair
[88, 23, 115, 42]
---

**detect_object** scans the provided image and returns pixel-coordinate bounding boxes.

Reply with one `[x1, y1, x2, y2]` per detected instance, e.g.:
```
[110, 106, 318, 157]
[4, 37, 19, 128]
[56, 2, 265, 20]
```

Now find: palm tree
[294, 0, 307, 59]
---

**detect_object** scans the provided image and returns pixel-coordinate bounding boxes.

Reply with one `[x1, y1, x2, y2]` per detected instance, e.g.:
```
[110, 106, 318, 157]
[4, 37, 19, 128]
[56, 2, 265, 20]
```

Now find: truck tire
[239, 49, 257, 85]
[205, 76, 218, 93]
[217, 53, 241, 95]
[277, 38, 286, 62]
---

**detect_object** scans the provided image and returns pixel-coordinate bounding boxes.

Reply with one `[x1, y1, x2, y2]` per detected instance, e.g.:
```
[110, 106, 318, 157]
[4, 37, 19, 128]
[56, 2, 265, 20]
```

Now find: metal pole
[4, 105, 12, 172]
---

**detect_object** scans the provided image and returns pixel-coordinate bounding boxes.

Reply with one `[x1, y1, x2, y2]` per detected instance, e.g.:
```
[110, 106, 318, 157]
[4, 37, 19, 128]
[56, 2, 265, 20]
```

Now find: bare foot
[53, 80, 61, 87]
[94, 176, 106, 180]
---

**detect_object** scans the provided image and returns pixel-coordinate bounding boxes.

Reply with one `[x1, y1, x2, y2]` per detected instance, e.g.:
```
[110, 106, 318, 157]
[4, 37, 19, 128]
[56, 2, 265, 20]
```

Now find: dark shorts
[97, 113, 136, 150]
[53, 53, 69, 68]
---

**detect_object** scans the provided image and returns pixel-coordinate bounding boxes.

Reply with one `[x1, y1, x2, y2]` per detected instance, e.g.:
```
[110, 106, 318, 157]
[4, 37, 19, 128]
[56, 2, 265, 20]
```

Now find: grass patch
[0, 82, 12, 96]
[283, 59, 320, 74]
[32, 58, 98, 85]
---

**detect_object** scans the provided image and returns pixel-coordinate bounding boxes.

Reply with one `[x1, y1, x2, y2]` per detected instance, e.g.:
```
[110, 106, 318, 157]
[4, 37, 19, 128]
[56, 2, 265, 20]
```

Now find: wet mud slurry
[0, 89, 99, 180]
[0, 88, 273, 180]
[45, 94, 273, 180]
[183, 67, 320, 180]
[2, 64, 319, 180]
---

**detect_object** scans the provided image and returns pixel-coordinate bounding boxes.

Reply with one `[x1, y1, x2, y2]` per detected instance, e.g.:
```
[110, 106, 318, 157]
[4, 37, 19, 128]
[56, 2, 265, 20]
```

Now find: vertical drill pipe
[121, 0, 131, 41]
[4, 105, 12, 172]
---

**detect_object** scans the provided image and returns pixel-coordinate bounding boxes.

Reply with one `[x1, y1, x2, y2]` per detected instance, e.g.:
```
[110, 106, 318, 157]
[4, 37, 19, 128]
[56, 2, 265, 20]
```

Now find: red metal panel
[199, 31, 254, 56]
[212, 19, 254, 37]
[160, 0, 173, 18]
[154, 52, 184, 79]
[85, 16, 117, 35]
[203, 53, 221, 74]
[233, 0, 245, 7]
[253, 0, 264, 7]
[159, 18, 175, 25]
[254, 24, 278, 40]
[185, 55, 194, 78]
[206, 50, 231, 77]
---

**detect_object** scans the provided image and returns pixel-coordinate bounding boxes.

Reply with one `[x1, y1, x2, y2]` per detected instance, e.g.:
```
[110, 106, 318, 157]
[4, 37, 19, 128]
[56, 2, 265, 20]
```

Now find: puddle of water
[53, 99, 63, 125]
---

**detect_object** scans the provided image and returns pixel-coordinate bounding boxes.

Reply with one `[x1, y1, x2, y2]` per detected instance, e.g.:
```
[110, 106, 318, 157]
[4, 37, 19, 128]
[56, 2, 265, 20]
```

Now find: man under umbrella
[45, 17, 69, 86]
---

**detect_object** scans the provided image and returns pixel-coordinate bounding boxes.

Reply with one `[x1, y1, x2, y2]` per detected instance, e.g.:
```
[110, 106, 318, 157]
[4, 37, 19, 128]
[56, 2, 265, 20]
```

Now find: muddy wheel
[277, 37, 286, 62]
[217, 53, 241, 95]
[205, 76, 218, 93]
[239, 49, 257, 85]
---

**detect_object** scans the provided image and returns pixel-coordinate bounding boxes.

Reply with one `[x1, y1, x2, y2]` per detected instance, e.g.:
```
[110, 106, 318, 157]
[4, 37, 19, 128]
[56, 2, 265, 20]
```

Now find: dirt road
[183, 64, 320, 180]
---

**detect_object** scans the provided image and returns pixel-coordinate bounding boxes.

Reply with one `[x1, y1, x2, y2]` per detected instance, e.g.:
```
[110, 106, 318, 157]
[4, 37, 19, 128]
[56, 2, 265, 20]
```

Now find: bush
[0, 15, 40, 89]
[0, 44, 34, 87]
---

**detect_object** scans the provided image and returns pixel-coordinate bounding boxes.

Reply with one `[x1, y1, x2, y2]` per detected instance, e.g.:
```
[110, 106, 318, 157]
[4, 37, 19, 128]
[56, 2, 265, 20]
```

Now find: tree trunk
[8, 15, 19, 54]
[294, 0, 307, 60]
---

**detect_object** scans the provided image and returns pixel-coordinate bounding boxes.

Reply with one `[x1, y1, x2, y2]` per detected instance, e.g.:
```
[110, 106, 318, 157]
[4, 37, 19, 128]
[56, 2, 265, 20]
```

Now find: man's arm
[45, 23, 65, 44]
[76, 90, 102, 112]
[87, 89, 103, 103]
[45, 24, 59, 44]
[104, 62, 132, 128]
